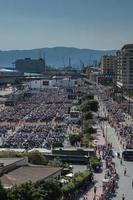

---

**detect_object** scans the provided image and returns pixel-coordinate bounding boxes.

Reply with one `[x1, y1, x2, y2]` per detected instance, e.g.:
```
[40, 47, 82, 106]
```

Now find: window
[43, 81, 49, 86]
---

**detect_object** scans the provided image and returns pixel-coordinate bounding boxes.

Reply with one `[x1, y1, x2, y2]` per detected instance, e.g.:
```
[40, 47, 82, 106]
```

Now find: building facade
[15, 58, 46, 74]
[26, 77, 75, 89]
[117, 44, 133, 90]
[101, 55, 117, 75]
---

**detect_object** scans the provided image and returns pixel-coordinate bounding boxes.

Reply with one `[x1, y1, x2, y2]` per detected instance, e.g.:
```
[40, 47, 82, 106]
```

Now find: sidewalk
[80, 125, 105, 200]
[81, 172, 104, 200]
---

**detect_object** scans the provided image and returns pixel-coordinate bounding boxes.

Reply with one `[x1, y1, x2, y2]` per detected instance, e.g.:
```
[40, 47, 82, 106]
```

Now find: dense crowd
[3, 124, 67, 149]
[0, 88, 73, 122]
[0, 87, 78, 149]
[89, 84, 133, 150]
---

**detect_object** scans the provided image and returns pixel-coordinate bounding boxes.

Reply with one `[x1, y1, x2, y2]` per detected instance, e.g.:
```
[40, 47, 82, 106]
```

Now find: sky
[0, 0, 133, 50]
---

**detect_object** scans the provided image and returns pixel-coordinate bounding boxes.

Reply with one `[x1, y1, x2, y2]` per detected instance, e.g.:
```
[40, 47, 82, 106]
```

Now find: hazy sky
[0, 0, 133, 50]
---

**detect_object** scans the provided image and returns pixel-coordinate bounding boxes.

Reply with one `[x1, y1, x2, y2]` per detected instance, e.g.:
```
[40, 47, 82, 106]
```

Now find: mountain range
[0, 47, 116, 69]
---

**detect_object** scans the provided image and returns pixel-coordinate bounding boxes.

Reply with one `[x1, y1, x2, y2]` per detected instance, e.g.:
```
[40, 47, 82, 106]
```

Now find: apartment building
[117, 44, 133, 90]
[101, 55, 117, 75]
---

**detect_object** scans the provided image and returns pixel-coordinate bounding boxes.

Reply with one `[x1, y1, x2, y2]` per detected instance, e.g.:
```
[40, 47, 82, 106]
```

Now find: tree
[82, 112, 92, 120]
[7, 180, 62, 200]
[28, 151, 48, 165]
[80, 103, 90, 112]
[35, 180, 62, 200]
[82, 94, 94, 102]
[0, 181, 7, 200]
[7, 182, 36, 200]
[89, 100, 99, 112]
[53, 141, 64, 148]
[69, 134, 82, 146]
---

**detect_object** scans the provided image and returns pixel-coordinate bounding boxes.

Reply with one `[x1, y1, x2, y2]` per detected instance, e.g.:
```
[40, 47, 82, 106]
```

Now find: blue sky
[0, 0, 133, 50]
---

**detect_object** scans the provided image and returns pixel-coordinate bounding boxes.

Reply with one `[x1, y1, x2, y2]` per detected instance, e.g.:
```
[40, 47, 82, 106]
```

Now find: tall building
[101, 55, 117, 74]
[117, 44, 133, 90]
[15, 58, 46, 74]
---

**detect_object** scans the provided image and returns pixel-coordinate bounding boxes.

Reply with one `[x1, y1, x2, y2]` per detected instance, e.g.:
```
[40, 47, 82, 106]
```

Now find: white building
[51, 76, 75, 88]
[26, 77, 75, 89]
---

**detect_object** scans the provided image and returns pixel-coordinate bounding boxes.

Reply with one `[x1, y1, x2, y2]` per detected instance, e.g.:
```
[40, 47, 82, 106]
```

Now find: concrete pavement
[102, 121, 133, 200]
[79, 125, 106, 200]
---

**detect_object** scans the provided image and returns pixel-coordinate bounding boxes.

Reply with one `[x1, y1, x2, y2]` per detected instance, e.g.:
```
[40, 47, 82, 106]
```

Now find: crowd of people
[0, 87, 79, 149]
[89, 84, 133, 150]
[0, 88, 73, 122]
[3, 124, 67, 149]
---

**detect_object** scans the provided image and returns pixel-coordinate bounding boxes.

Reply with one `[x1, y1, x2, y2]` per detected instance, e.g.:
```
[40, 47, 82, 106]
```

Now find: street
[93, 82, 133, 199]
[101, 114, 133, 200]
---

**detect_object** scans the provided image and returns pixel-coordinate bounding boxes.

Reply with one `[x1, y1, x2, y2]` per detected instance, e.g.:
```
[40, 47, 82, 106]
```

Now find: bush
[62, 170, 92, 197]
[62, 181, 75, 193]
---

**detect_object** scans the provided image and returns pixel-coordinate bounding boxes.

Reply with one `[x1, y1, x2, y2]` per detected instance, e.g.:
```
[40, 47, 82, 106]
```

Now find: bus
[122, 149, 133, 161]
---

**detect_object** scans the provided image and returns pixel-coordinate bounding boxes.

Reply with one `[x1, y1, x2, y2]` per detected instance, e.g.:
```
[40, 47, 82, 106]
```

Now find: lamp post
[128, 88, 130, 115]
[105, 125, 108, 142]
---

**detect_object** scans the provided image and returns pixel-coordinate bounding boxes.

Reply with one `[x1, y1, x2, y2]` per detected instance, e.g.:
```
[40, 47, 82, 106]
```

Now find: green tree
[69, 134, 82, 146]
[82, 94, 94, 102]
[80, 103, 90, 112]
[0, 181, 7, 200]
[89, 100, 99, 112]
[82, 112, 92, 120]
[28, 151, 48, 165]
[35, 180, 62, 200]
[53, 141, 64, 148]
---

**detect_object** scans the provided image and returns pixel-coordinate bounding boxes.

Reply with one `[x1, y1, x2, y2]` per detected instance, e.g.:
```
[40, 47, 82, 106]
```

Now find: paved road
[97, 94, 133, 200]
[102, 118, 133, 200]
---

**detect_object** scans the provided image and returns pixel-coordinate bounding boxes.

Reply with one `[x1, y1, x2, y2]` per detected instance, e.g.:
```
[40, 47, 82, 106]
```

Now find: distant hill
[0, 47, 116, 68]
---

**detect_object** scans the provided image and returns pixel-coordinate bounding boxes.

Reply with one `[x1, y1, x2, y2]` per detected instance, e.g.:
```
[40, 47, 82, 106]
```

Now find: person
[124, 168, 127, 176]
[122, 194, 125, 200]
[120, 158, 122, 165]
[117, 152, 120, 158]
[94, 186, 97, 195]
[132, 180, 133, 188]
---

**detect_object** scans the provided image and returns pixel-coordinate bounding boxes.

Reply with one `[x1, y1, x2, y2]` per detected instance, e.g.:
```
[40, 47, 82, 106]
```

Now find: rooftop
[0, 68, 18, 73]
[0, 166, 61, 187]
[54, 147, 94, 151]
[122, 44, 133, 50]
[0, 158, 24, 167]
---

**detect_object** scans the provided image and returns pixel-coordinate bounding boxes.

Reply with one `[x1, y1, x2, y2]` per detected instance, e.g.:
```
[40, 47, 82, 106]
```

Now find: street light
[128, 88, 130, 115]
[105, 125, 108, 142]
